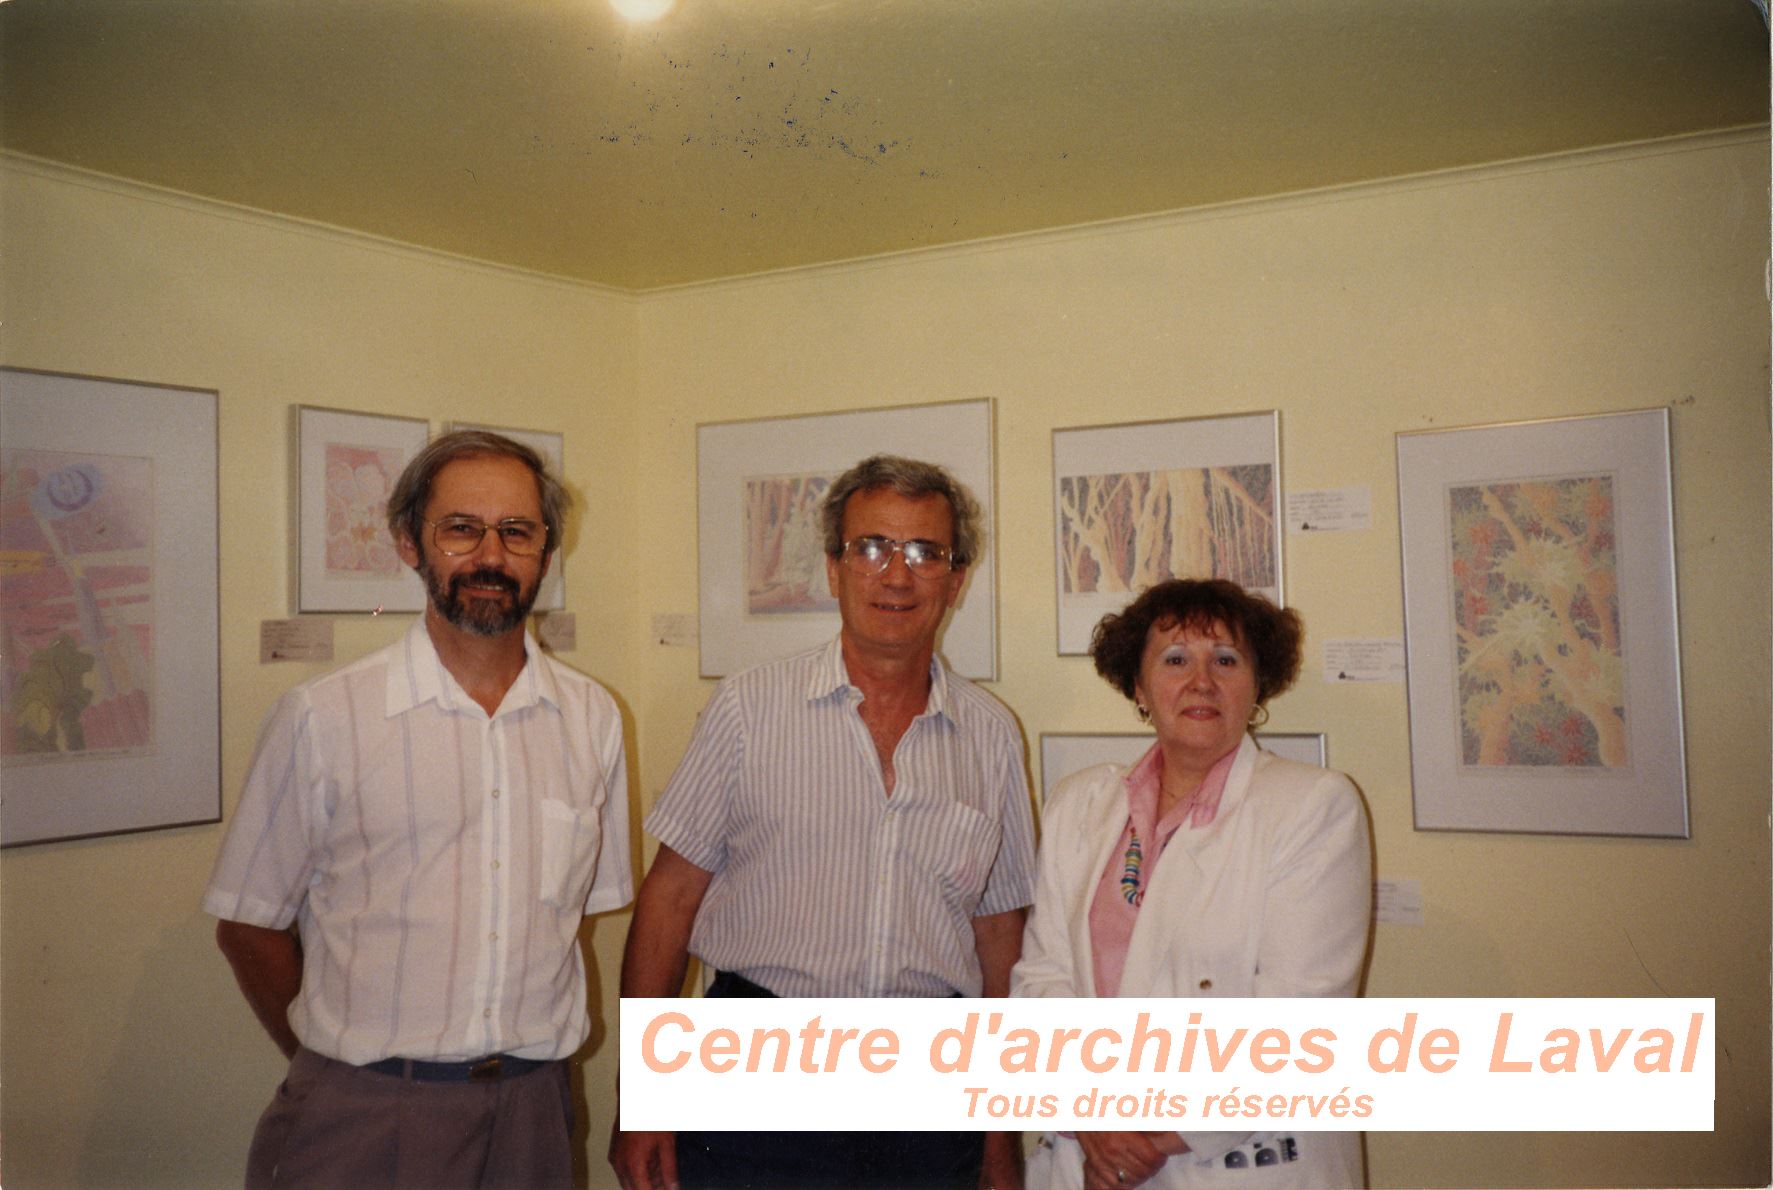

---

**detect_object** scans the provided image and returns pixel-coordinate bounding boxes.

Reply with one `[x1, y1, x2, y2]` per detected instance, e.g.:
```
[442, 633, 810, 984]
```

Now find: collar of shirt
[384, 618, 560, 719]
[804, 635, 955, 725]
[1122, 739, 1240, 854]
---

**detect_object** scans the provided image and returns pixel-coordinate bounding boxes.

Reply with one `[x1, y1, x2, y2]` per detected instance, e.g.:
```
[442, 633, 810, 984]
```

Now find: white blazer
[1013, 735, 1372, 1190]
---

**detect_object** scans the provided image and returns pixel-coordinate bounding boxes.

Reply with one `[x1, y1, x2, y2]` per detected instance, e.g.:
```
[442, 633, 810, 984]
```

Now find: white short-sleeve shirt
[204, 619, 633, 1065]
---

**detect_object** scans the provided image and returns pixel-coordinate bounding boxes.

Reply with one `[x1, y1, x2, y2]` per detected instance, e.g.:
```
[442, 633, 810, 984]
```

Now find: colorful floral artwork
[744, 472, 838, 616]
[324, 442, 401, 576]
[1058, 465, 1276, 595]
[1448, 474, 1624, 768]
[0, 448, 155, 761]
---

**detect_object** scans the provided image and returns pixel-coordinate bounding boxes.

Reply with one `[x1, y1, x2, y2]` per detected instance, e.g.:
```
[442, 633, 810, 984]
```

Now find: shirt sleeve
[201, 688, 326, 929]
[643, 677, 744, 874]
[973, 713, 1037, 917]
[583, 695, 635, 915]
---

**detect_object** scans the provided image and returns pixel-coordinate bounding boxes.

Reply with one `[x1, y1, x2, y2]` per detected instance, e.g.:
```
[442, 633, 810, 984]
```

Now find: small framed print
[295, 406, 429, 613]
[447, 421, 566, 612]
[1054, 411, 1282, 654]
[697, 399, 996, 679]
[1396, 408, 1688, 837]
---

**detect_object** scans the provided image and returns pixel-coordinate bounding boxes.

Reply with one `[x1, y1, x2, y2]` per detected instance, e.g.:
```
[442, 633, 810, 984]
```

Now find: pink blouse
[1088, 742, 1239, 998]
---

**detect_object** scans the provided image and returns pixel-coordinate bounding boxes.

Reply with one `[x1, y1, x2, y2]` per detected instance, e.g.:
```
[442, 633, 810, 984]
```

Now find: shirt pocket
[917, 800, 999, 909]
[538, 798, 604, 911]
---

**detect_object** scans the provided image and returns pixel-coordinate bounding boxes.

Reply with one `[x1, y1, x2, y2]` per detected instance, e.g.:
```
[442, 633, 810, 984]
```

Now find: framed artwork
[1037, 731, 1328, 803]
[1053, 411, 1281, 654]
[0, 368, 221, 846]
[295, 406, 429, 613]
[447, 421, 566, 611]
[1396, 409, 1688, 837]
[697, 399, 996, 679]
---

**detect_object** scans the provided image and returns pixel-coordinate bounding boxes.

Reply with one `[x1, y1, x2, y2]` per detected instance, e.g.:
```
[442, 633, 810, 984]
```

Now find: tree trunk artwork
[1058, 465, 1275, 595]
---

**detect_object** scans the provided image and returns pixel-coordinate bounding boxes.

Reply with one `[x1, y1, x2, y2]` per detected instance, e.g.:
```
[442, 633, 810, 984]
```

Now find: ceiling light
[610, 0, 675, 20]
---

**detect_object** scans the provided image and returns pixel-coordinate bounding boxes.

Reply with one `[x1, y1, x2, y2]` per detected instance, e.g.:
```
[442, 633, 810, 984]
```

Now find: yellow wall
[0, 159, 644, 1188]
[3, 129, 1769, 1189]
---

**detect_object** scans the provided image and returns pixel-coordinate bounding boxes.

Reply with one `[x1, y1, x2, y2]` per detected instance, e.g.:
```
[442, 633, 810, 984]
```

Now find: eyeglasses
[426, 516, 548, 557]
[838, 535, 956, 578]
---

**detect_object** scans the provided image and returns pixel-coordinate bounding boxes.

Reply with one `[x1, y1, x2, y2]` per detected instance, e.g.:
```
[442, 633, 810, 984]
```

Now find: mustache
[449, 568, 520, 598]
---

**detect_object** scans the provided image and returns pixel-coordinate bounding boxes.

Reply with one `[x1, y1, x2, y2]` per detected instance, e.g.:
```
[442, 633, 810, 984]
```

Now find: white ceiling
[3, 0, 1766, 291]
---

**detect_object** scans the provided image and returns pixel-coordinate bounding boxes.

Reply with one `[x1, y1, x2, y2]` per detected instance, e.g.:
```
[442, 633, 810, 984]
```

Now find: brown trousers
[245, 1047, 574, 1189]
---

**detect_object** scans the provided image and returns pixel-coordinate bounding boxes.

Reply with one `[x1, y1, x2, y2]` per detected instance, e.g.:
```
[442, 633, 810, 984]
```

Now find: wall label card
[1286, 486, 1372, 533]
[535, 611, 576, 653]
[1375, 878, 1424, 926]
[260, 619, 334, 663]
[1323, 638, 1405, 682]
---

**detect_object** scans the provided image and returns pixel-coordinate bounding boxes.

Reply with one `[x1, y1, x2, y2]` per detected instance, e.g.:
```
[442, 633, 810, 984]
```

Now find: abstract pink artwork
[324, 442, 401, 576]
[1, 448, 155, 760]
[1449, 474, 1624, 768]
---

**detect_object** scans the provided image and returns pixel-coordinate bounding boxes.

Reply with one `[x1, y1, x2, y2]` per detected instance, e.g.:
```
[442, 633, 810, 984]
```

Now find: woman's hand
[1076, 1131, 1171, 1189]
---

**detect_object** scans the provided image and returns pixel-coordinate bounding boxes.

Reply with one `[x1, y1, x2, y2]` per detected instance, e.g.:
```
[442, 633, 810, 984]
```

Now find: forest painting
[1448, 474, 1624, 769]
[1057, 464, 1276, 596]
[0, 448, 155, 762]
[744, 471, 837, 615]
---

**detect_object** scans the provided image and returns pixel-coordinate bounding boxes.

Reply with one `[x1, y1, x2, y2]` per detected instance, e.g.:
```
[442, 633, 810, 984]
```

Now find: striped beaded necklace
[1120, 791, 1201, 905]
[1119, 829, 1145, 905]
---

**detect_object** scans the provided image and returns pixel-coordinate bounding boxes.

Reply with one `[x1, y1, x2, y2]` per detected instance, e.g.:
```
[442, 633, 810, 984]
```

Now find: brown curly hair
[1090, 579, 1303, 706]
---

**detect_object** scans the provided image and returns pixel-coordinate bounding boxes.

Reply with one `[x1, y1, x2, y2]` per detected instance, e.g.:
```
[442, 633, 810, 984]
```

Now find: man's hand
[609, 1125, 679, 1190]
[979, 1129, 1025, 1189]
[610, 848, 712, 1190]
[1076, 1130, 1169, 1190]
[215, 919, 303, 1058]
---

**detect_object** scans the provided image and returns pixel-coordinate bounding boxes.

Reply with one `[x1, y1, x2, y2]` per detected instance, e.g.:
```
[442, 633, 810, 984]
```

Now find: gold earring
[1248, 703, 1270, 729]
[1136, 704, 1151, 724]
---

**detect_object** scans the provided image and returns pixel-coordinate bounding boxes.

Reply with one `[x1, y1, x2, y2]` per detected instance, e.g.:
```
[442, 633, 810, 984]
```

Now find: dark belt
[361, 1053, 553, 1083]
[706, 969, 780, 998]
[706, 970, 965, 999]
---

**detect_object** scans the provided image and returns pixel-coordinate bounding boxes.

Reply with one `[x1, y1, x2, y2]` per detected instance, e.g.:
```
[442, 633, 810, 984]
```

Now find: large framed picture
[1053, 411, 1281, 654]
[1396, 409, 1688, 837]
[0, 368, 221, 846]
[698, 399, 996, 679]
[295, 406, 429, 613]
[1037, 731, 1328, 803]
[447, 421, 566, 612]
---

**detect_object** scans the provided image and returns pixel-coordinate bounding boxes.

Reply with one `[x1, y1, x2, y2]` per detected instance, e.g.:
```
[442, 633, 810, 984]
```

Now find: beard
[419, 559, 541, 638]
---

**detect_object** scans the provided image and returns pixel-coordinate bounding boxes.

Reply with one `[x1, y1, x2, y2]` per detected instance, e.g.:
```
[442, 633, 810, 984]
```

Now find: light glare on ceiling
[611, 0, 675, 20]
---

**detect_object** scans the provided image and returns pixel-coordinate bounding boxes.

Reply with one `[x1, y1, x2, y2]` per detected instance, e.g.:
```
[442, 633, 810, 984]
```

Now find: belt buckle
[468, 1056, 503, 1082]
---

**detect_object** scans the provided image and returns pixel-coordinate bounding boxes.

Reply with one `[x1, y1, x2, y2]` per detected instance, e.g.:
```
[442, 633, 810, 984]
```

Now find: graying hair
[386, 430, 568, 557]
[819, 454, 982, 567]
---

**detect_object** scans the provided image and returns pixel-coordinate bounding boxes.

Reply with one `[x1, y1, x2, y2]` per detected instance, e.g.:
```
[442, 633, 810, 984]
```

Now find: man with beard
[206, 430, 632, 1188]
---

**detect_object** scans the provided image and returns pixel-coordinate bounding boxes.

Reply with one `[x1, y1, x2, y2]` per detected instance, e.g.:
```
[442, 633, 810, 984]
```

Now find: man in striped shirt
[207, 431, 632, 1188]
[611, 455, 1036, 1190]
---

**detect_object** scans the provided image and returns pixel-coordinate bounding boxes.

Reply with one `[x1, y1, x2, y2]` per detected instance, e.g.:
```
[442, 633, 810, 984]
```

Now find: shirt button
[1199, 978, 1213, 990]
[492, 860, 501, 870]
[489, 931, 498, 942]
[484, 1008, 492, 1019]
[491, 788, 501, 799]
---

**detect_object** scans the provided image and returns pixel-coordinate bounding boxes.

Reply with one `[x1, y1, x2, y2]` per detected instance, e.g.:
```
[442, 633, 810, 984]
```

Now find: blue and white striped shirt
[646, 637, 1036, 997]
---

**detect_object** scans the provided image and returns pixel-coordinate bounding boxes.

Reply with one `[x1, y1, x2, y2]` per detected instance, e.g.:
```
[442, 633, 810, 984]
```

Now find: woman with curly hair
[1014, 579, 1371, 1190]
